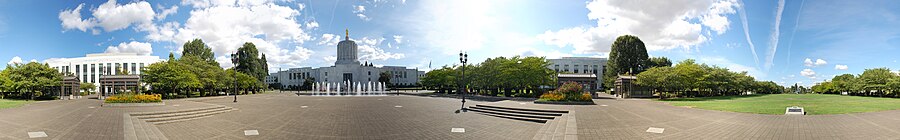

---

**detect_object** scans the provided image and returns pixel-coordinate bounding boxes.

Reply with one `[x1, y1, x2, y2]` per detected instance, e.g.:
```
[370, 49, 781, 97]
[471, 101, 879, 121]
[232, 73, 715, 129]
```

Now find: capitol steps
[467, 104, 569, 123]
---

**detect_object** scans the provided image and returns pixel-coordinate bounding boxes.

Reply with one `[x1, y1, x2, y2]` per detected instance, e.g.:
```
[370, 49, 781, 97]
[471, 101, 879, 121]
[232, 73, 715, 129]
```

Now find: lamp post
[459, 51, 468, 111]
[231, 52, 239, 103]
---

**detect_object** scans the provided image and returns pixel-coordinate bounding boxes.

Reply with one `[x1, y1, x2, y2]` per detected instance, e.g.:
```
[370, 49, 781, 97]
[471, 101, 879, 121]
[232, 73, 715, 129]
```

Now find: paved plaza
[1, 92, 900, 139]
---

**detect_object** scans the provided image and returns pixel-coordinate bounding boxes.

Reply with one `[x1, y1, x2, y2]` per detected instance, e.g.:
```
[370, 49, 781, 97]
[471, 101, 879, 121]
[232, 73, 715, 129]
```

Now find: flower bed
[104, 94, 162, 103]
[537, 82, 593, 104]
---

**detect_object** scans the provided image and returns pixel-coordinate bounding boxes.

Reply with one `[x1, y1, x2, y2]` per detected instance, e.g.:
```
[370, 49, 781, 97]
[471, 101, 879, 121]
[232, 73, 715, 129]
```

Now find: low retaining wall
[533, 100, 595, 105]
[102, 102, 165, 107]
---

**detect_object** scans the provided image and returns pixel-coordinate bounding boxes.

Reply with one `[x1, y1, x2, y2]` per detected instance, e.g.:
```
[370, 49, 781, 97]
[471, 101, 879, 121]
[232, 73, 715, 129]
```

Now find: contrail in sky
[782, 0, 805, 73]
[764, 0, 786, 71]
[739, 0, 760, 68]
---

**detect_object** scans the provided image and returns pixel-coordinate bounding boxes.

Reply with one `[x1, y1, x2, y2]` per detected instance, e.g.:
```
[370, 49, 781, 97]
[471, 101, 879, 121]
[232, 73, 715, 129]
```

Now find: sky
[1, 0, 899, 87]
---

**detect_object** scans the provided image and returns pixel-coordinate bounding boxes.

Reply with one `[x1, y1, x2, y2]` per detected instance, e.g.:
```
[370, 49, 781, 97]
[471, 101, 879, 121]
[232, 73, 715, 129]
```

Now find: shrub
[538, 82, 592, 102]
[105, 94, 162, 103]
[539, 91, 565, 101]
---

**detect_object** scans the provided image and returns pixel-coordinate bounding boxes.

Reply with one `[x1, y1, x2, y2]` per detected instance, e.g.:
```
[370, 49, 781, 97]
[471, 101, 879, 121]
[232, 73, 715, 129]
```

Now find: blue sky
[1, 0, 899, 87]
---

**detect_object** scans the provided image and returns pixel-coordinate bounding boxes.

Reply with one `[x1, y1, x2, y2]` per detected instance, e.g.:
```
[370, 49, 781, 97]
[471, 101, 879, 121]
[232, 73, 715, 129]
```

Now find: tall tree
[235, 42, 266, 82]
[260, 53, 268, 80]
[181, 38, 219, 66]
[604, 35, 650, 89]
[168, 52, 175, 62]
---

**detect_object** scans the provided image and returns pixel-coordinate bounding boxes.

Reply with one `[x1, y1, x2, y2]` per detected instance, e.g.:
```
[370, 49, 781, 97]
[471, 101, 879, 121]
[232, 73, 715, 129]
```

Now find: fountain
[302, 80, 390, 96]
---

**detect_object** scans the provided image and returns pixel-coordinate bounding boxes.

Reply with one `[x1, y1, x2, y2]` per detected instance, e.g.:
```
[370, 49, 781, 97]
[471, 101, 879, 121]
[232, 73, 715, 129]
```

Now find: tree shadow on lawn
[658, 94, 768, 102]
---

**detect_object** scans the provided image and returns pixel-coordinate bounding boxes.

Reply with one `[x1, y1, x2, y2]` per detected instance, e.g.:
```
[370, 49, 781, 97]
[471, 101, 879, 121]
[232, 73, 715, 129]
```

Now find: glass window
[131, 63, 136, 74]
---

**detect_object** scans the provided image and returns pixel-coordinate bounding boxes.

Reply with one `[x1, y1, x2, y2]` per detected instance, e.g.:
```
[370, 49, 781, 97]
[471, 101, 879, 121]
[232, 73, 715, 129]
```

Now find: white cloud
[148, 1, 314, 69]
[800, 68, 816, 78]
[323, 56, 336, 64]
[7, 56, 22, 65]
[356, 37, 405, 61]
[803, 58, 827, 67]
[538, 0, 739, 54]
[318, 34, 341, 46]
[181, 0, 277, 8]
[835, 64, 848, 70]
[702, 0, 738, 34]
[59, 4, 96, 33]
[297, 3, 305, 11]
[93, 0, 156, 32]
[105, 41, 153, 55]
[803, 58, 813, 66]
[156, 5, 179, 20]
[815, 59, 827, 65]
[353, 5, 370, 21]
[305, 21, 319, 29]
[393, 35, 403, 44]
[59, 0, 156, 33]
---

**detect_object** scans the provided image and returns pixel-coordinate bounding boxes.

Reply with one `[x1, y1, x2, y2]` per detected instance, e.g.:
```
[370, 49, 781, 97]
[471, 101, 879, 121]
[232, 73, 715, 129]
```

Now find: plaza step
[468, 104, 569, 124]
[135, 106, 230, 120]
[144, 107, 234, 125]
[472, 111, 549, 123]
[469, 106, 564, 116]
[475, 104, 569, 113]
[466, 107, 557, 120]
[131, 106, 226, 116]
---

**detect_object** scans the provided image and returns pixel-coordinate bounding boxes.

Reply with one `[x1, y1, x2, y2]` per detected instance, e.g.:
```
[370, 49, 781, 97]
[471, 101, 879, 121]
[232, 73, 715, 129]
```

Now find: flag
[428, 60, 432, 69]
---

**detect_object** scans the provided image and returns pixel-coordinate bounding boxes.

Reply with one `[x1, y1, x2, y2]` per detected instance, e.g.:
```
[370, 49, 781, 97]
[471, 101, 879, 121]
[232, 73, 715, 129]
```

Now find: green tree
[858, 68, 893, 97]
[181, 38, 219, 66]
[177, 55, 225, 97]
[831, 74, 855, 94]
[141, 60, 201, 98]
[378, 72, 392, 87]
[235, 42, 267, 84]
[648, 57, 672, 68]
[0, 62, 63, 100]
[604, 35, 650, 89]
[79, 83, 96, 95]
[421, 66, 456, 93]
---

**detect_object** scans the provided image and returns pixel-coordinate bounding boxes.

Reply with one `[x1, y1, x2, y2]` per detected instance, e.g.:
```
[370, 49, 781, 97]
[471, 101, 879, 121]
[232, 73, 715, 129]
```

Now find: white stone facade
[45, 53, 164, 90]
[266, 32, 423, 88]
[547, 57, 607, 89]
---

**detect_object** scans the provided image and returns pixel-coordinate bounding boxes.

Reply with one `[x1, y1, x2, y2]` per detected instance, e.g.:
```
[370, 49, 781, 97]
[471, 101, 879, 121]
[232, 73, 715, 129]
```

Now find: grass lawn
[659, 94, 900, 115]
[0, 99, 32, 110]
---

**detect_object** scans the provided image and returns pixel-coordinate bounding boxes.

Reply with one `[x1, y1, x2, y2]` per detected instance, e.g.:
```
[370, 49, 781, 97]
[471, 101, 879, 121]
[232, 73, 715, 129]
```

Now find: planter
[102, 102, 165, 107]
[533, 100, 595, 105]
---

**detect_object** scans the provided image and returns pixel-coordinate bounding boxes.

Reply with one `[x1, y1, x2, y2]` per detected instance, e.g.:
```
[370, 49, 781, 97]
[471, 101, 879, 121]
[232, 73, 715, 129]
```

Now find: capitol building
[265, 30, 424, 89]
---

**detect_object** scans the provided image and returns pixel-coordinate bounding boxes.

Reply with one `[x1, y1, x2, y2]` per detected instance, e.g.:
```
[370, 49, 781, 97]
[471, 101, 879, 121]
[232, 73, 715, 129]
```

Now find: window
[131, 63, 136, 74]
[123, 63, 128, 74]
[575, 69, 579, 73]
[368, 71, 371, 75]
[325, 72, 328, 76]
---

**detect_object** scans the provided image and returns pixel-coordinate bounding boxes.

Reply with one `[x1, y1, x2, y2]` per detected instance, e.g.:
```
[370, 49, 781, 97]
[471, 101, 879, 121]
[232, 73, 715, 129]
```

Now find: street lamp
[231, 52, 239, 103]
[459, 51, 468, 111]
